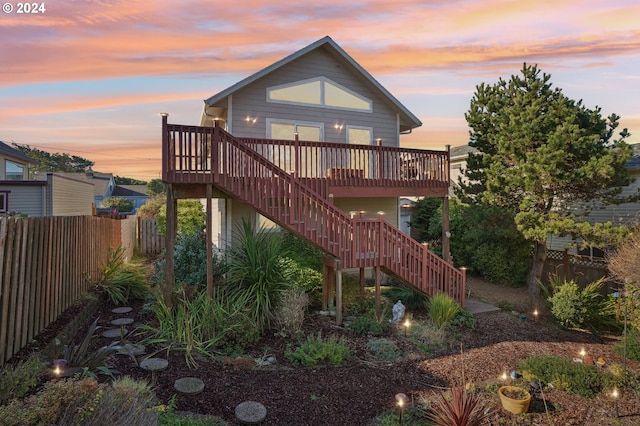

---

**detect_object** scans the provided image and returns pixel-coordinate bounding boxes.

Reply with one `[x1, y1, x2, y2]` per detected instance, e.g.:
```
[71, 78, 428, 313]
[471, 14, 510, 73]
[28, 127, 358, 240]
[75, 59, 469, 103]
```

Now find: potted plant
[498, 385, 531, 414]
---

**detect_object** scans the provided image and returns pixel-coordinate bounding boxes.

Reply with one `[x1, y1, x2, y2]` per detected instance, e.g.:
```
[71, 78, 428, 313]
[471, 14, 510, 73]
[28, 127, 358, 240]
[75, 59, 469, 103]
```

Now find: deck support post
[375, 265, 381, 320]
[359, 267, 365, 294]
[335, 261, 343, 325]
[165, 184, 177, 307]
[206, 184, 213, 298]
[442, 195, 451, 263]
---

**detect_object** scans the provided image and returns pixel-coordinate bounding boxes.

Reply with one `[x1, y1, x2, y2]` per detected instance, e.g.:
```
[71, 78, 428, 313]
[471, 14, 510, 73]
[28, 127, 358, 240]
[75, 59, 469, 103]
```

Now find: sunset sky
[1, 0, 639, 181]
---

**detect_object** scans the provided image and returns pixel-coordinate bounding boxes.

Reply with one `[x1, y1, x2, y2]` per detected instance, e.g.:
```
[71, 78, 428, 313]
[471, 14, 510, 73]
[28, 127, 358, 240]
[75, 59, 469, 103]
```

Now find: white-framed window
[5, 160, 24, 181]
[267, 77, 372, 112]
[0, 191, 8, 213]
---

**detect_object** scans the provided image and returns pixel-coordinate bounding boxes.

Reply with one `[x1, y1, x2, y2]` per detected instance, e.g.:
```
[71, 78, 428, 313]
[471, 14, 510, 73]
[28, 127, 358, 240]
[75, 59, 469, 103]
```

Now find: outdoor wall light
[245, 116, 257, 124]
[334, 123, 344, 131]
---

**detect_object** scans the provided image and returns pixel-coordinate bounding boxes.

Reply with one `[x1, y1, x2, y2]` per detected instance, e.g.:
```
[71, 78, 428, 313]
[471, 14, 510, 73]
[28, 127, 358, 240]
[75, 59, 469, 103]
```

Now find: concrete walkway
[465, 297, 500, 315]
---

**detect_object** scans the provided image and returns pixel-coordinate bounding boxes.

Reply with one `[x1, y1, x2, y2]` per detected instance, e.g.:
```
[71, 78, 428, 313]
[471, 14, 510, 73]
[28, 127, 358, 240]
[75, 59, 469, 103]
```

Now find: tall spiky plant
[224, 219, 291, 330]
[425, 386, 492, 426]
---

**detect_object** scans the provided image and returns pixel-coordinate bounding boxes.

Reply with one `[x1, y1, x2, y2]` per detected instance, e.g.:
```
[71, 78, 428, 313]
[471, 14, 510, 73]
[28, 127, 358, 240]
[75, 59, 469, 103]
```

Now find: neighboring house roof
[112, 185, 148, 197]
[625, 143, 640, 170]
[449, 144, 477, 160]
[55, 170, 113, 197]
[0, 141, 38, 164]
[203, 36, 422, 133]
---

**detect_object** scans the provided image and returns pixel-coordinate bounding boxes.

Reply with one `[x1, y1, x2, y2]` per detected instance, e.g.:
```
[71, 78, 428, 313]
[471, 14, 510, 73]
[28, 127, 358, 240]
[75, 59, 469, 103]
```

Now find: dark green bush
[349, 316, 388, 336]
[383, 285, 429, 312]
[615, 327, 640, 362]
[519, 355, 603, 398]
[101, 196, 134, 213]
[285, 333, 350, 366]
[0, 354, 45, 405]
[367, 338, 401, 361]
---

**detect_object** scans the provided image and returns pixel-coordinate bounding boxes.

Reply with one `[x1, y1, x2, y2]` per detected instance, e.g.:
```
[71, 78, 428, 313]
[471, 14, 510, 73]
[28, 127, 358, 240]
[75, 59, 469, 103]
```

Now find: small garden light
[533, 309, 539, 321]
[403, 318, 410, 337]
[611, 387, 620, 418]
[500, 370, 508, 382]
[579, 347, 586, 360]
[395, 393, 407, 424]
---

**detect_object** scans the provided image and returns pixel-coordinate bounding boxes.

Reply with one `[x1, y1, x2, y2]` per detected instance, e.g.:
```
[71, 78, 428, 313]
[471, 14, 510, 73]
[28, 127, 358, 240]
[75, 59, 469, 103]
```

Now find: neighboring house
[55, 169, 116, 208]
[161, 36, 466, 318]
[0, 141, 94, 216]
[449, 144, 478, 196]
[111, 185, 149, 212]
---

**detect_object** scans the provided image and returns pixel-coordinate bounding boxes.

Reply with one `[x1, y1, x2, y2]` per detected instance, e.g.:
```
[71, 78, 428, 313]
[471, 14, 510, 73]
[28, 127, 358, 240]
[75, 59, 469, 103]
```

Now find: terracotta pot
[498, 386, 531, 414]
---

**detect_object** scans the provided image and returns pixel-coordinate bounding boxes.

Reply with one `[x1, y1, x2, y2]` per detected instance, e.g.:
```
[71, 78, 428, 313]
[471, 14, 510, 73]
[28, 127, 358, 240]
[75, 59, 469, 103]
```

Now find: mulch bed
[10, 295, 640, 425]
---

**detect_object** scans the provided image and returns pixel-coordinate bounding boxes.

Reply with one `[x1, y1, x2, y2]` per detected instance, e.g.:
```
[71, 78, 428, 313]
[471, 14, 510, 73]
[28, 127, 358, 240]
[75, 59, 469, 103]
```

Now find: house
[55, 169, 116, 208]
[111, 184, 149, 212]
[161, 36, 465, 321]
[0, 141, 94, 216]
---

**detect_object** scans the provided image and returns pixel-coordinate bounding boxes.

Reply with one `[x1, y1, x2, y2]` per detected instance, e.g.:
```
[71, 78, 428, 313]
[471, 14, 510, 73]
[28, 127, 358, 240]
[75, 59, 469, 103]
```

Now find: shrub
[101, 196, 134, 213]
[157, 199, 206, 237]
[87, 245, 149, 305]
[519, 355, 603, 398]
[546, 277, 616, 332]
[275, 287, 309, 337]
[429, 293, 461, 329]
[615, 327, 640, 362]
[285, 333, 350, 366]
[367, 338, 401, 361]
[279, 257, 323, 292]
[450, 309, 476, 329]
[384, 285, 429, 312]
[0, 354, 46, 405]
[280, 231, 324, 271]
[349, 316, 388, 336]
[224, 220, 290, 330]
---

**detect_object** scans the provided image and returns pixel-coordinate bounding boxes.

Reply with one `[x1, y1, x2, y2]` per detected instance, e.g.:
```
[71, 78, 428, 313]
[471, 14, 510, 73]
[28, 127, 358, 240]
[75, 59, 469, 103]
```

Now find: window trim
[0, 191, 9, 213]
[266, 77, 372, 113]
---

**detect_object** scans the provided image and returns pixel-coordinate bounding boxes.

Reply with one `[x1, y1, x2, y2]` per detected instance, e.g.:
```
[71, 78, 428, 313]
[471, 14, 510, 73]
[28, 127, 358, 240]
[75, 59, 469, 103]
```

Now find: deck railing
[162, 120, 465, 305]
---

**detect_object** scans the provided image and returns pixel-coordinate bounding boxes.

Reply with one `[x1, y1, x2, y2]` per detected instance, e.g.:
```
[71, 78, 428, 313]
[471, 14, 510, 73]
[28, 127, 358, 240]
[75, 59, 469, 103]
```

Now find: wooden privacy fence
[542, 249, 609, 287]
[138, 218, 164, 255]
[0, 216, 121, 365]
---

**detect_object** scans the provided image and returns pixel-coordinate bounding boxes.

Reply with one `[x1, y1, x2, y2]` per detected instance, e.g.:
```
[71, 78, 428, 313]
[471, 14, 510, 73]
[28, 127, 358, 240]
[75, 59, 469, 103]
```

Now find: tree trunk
[527, 241, 547, 305]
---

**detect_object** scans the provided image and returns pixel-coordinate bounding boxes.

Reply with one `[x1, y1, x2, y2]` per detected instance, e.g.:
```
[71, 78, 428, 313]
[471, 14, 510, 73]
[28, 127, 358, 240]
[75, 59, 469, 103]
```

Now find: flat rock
[140, 358, 169, 372]
[174, 377, 205, 395]
[111, 318, 134, 326]
[101, 328, 125, 338]
[116, 343, 146, 356]
[111, 306, 133, 314]
[235, 401, 267, 424]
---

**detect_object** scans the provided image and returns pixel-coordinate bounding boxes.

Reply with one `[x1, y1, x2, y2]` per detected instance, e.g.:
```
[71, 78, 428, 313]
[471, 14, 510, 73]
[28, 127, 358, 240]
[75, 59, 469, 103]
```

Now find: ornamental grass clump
[429, 293, 461, 329]
[425, 386, 492, 426]
[285, 333, 350, 366]
[519, 355, 603, 398]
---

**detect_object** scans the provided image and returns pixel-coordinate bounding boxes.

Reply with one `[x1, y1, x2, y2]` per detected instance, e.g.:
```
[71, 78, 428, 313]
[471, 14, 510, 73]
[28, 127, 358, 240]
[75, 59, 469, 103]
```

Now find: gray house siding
[0, 183, 46, 216]
[48, 174, 94, 216]
[224, 49, 400, 147]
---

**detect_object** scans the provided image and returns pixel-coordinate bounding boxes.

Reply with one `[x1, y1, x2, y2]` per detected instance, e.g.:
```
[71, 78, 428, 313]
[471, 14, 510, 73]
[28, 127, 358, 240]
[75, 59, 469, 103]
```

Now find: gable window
[0, 191, 8, 213]
[5, 160, 24, 181]
[267, 77, 372, 112]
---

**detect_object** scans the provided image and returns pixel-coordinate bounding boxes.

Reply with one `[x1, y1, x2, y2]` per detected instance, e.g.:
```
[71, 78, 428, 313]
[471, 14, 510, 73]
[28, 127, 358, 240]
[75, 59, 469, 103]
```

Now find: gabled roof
[450, 144, 477, 160]
[112, 185, 148, 197]
[0, 141, 38, 164]
[204, 36, 422, 132]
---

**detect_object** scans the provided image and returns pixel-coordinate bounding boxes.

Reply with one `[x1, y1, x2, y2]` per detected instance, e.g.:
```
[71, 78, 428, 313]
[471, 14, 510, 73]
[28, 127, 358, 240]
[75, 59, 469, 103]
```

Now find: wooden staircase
[162, 122, 466, 307]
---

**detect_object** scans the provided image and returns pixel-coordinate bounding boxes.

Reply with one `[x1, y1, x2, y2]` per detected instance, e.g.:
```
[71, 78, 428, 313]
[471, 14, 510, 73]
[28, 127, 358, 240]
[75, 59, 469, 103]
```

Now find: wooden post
[336, 261, 343, 325]
[359, 267, 365, 294]
[563, 249, 569, 280]
[375, 265, 381, 320]
[206, 184, 213, 298]
[164, 184, 177, 307]
[322, 263, 330, 311]
[442, 195, 451, 263]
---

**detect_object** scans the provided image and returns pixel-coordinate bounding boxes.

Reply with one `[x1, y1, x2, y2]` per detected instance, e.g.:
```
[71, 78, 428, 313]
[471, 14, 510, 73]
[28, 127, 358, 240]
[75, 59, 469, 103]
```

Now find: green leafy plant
[86, 245, 150, 305]
[519, 355, 603, 398]
[224, 220, 290, 330]
[429, 293, 461, 329]
[349, 316, 389, 336]
[367, 338, 401, 361]
[384, 285, 430, 312]
[62, 318, 119, 376]
[450, 309, 476, 329]
[425, 386, 492, 426]
[285, 333, 350, 366]
[545, 277, 616, 332]
[615, 327, 640, 362]
[0, 354, 46, 405]
[101, 196, 134, 213]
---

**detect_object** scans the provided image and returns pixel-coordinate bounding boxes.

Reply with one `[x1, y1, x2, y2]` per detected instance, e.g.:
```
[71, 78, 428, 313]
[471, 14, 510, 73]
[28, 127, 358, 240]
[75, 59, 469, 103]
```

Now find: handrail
[162, 121, 465, 305]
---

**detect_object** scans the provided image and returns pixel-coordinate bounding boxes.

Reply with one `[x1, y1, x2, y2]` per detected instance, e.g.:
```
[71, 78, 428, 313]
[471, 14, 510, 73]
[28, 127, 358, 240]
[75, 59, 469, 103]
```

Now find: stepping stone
[174, 377, 205, 395]
[235, 401, 267, 424]
[101, 328, 125, 338]
[112, 306, 133, 314]
[111, 318, 134, 326]
[140, 358, 169, 372]
[116, 343, 146, 356]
